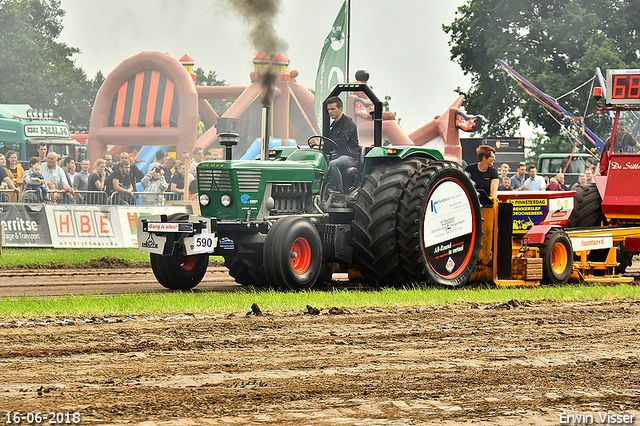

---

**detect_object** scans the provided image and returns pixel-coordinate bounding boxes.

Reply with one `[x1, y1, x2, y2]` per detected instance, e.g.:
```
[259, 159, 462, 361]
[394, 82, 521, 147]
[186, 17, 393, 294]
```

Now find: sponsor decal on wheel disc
[423, 180, 476, 278]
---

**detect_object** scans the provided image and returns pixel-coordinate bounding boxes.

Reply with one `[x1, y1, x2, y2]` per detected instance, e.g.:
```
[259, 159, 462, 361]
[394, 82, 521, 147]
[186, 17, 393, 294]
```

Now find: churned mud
[1, 299, 639, 425]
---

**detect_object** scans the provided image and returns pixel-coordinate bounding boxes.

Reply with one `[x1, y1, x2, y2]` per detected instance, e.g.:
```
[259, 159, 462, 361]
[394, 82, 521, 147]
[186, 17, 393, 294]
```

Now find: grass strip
[0, 248, 150, 268]
[0, 283, 638, 319]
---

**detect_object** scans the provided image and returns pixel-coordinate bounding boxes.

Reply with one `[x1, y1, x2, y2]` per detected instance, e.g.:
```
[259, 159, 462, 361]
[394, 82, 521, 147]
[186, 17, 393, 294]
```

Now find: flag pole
[346, 0, 351, 83]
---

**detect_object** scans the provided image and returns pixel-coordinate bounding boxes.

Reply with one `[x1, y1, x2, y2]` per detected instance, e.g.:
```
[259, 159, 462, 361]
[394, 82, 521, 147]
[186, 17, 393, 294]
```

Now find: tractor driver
[309, 96, 360, 196]
[599, 119, 640, 175]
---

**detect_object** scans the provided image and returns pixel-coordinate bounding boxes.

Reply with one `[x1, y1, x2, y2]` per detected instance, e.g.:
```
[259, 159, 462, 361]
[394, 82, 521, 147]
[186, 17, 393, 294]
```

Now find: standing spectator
[4, 150, 24, 201]
[510, 162, 528, 191]
[106, 160, 134, 204]
[170, 161, 193, 197]
[73, 159, 91, 203]
[148, 149, 167, 172]
[103, 153, 114, 176]
[498, 176, 512, 191]
[88, 159, 107, 204]
[141, 166, 168, 206]
[60, 157, 76, 202]
[120, 152, 144, 185]
[546, 177, 563, 191]
[555, 173, 570, 191]
[571, 174, 587, 190]
[41, 152, 73, 202]
[524, 165, 546, 191]
[37, 143, 48, 163]
[162, 156, 176, 185]
[585, 167, 595, 184]
[197, 114, 205, 136]
[190, 146, 204, 175]
[499, 163, 510, 180]
[0, 154, 17, 201]
[23, 158, 48, 202]
[61, 157, 76, 184]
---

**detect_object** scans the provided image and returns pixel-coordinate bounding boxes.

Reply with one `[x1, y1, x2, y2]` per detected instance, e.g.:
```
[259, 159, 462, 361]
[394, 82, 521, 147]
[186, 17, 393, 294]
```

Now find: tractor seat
[344, 146, 367, 192]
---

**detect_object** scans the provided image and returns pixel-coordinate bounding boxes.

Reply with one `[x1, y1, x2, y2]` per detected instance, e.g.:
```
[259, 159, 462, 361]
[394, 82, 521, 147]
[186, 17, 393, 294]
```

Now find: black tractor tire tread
[224, 255, 271, 289]
[567, 183, 603, 228]
[398, 161, 483, 287]
[263, 216, 323, 290]
[351, 158, 429, 287]
[149, 213, 209, 290]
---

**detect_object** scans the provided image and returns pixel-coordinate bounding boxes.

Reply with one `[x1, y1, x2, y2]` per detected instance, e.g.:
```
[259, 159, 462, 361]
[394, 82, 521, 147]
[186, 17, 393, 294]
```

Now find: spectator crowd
[0, 144, 210, 205]
[495, 162, 596, 192]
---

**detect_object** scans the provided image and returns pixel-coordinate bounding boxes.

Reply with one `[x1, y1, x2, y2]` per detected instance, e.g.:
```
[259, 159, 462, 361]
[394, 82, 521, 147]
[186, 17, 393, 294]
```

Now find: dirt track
[1, 296, 640, 425]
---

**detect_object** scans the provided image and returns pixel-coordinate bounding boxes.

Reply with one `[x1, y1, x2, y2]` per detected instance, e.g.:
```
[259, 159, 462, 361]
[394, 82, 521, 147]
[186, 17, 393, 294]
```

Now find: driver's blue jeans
[329, 154, 357, 193]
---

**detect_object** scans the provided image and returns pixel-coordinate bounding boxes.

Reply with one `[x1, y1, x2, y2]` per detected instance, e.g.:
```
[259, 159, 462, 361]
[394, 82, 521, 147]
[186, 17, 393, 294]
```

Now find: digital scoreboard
[606, 69, 640, 105]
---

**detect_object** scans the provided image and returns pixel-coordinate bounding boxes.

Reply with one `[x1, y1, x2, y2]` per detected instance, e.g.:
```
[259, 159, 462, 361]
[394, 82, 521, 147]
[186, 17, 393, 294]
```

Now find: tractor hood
[196, 151, 328, 221]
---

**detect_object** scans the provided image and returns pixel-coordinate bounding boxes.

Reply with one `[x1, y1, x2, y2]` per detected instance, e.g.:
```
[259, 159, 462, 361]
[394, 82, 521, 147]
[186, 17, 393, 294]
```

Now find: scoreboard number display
[606, 69, 640, 105]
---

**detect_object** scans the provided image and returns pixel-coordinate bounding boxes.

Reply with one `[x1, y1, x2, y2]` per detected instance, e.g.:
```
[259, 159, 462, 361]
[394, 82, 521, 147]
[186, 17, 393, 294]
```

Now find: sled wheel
[398, 161, 483, 287]
[617, 245, 636, 274]
[150, 213, 209, 290]
[540, 230, 573, 284]
[263, 216, 322, 290]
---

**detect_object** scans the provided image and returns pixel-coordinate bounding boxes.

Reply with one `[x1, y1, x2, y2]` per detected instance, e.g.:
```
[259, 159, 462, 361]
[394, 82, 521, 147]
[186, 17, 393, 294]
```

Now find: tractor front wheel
[263, 216, 323, 290]
[151, 252, 209, 290]
[150, 213, 209, 290]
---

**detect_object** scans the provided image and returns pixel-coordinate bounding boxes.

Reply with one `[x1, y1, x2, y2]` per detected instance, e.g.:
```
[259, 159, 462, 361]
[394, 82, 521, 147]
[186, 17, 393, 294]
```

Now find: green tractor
[138, 84, 484, 290]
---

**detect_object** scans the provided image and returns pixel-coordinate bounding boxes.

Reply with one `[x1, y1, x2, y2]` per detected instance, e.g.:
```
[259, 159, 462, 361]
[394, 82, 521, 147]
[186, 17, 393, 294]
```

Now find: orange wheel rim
[291, 237, 311, 275]
[551, 243, 568, 274]
[180, 255, 197, 271]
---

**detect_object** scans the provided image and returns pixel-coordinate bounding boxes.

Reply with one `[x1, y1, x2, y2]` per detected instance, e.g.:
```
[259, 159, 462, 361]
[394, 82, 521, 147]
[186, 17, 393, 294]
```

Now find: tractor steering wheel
[307, 135, 339, 155]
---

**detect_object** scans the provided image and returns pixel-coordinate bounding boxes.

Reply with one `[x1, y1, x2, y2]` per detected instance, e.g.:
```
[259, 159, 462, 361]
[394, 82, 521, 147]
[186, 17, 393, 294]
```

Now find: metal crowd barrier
[108, 191, 186, 206]
[0, 189, 19, 203]
[16, 189, 188, 206]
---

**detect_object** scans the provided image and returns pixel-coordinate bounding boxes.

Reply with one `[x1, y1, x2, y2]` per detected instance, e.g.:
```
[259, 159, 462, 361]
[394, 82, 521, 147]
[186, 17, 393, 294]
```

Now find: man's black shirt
[329, 114, 360, 158]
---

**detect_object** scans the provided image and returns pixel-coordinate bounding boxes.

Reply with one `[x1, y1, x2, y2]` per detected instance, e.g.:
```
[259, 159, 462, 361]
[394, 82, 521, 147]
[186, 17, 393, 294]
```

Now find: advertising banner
[46, 205, 123, 248]
[45, 205, 190, 248]
[0, 203, 52, 247]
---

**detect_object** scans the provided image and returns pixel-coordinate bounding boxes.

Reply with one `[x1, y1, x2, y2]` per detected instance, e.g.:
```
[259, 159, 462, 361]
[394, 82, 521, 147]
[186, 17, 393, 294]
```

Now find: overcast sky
[58, 0, 471, 134]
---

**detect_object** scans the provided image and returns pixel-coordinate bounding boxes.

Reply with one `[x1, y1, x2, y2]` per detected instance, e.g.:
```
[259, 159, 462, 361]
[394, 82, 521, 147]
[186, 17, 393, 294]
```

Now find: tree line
[0, 0, 226, 130]
[444, 0, 640, 155]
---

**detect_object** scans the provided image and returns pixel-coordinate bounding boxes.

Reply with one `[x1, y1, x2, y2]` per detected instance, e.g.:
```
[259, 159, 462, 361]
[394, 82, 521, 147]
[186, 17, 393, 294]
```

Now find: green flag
[314, 1, 347, 131]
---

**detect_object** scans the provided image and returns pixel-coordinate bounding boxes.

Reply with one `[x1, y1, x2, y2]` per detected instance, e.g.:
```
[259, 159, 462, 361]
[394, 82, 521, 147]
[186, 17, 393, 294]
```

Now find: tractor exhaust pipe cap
[219, 132, 239, 160]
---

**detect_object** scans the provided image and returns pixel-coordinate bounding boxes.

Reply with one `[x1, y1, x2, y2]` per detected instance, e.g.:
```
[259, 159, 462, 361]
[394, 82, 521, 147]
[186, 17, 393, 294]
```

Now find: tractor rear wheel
[398, 161, 483, 287]
[540, 230, 573, 284]
[150, 213, 209, 290]
[263, 216, 323, 290]
[351, 158, 429, 287]
[224, 254, 271, 289]
[567, 183, 604, 228]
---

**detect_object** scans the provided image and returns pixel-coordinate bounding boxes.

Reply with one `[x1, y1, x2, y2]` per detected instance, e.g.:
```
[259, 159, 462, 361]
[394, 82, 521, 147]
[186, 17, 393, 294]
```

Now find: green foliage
[444, 0, 640, 140]
[194, 67, 229, 116]
[0, 0, 98, 128]
[526, 130, 575, 162]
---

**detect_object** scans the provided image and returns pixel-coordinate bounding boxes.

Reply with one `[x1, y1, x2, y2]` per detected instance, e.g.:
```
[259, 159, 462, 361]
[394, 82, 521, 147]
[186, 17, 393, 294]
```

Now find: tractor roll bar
[323, 83, 383, 148]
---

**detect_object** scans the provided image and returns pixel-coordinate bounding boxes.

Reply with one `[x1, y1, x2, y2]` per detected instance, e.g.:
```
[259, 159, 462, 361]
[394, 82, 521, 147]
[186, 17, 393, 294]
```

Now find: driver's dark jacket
[329, 114, 359, 159]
